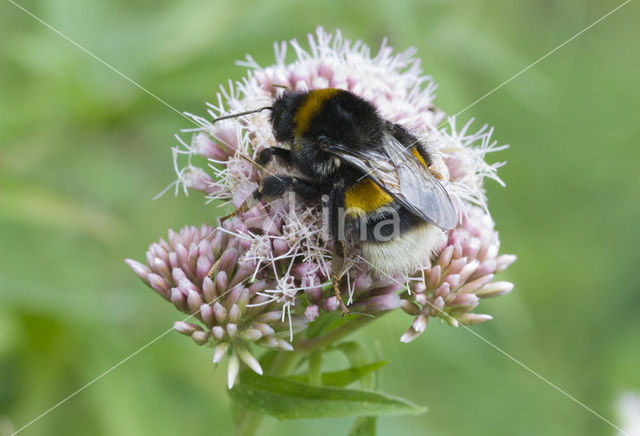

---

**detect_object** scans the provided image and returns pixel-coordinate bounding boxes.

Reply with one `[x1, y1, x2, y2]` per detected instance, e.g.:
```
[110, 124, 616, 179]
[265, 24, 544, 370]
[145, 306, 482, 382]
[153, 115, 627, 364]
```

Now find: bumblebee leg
[218, 205, 248, 223]
[254, 175, 321, 201]
[328, 183, 349, 314]
[219, 186, 256, 222]
[328, 182, 346, 242]
[256, 147, 294, 166]
[331, 241, 349, 315]
[223, 170, 314, 223]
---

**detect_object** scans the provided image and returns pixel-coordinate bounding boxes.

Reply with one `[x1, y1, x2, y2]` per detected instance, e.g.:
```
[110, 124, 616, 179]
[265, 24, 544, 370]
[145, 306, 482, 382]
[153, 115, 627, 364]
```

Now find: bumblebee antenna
[272, 84, 289, 89]
[212, 106, 271, 123]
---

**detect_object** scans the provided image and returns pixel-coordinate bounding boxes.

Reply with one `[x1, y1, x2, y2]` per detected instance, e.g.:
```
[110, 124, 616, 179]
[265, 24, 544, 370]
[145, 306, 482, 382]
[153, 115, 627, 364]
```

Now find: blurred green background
[2, 0, 639, 435]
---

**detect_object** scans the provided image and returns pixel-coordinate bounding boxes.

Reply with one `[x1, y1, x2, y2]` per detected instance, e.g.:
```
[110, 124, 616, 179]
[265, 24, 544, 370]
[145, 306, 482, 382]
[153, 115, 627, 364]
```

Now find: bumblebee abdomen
[344, 179, 394, 215]
[362, 222, 444, 275]
[411, 148, 428, 167]
[345, 178, 431, 247]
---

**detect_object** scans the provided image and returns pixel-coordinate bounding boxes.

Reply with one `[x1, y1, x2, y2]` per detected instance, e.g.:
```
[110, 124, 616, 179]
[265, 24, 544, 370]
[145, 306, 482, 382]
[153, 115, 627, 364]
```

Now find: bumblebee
[222, 88, 456, 308]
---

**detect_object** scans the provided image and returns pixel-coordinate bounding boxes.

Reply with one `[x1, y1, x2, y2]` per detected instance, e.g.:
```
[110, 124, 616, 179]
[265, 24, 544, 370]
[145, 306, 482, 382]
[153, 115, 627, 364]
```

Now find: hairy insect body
[255, 88, 456, 282]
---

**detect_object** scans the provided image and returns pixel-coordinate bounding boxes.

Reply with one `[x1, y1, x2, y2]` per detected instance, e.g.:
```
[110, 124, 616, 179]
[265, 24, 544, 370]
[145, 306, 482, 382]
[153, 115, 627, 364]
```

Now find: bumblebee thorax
[270, 88, 383, 180]
[291, 136, 342, 180]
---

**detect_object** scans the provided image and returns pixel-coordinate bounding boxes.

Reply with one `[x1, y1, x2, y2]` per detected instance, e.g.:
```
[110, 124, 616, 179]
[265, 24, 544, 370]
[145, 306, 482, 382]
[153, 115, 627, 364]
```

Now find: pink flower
[127, 27, 515, 385]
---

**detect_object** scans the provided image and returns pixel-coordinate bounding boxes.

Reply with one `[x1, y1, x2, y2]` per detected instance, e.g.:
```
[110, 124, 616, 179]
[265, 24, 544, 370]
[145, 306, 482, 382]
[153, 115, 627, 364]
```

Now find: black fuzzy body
[260, 88, 433, 243]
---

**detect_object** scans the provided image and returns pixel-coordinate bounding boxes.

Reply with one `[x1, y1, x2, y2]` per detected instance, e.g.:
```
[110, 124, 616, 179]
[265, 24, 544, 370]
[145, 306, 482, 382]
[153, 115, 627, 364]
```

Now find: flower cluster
[126, 221, 304, 387]
[127, 27, 515, 386]
[399, 206, 515, 342]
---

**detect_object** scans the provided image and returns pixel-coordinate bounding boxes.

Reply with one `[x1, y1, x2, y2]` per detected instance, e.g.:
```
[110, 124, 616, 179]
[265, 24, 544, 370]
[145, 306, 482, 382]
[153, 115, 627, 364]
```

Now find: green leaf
[349, 416, 377, 436]
[336, 341, 375, 389]
[288, 361, 388, 387]
[308, 351, 323, 386]
[229, 371, 426, 420]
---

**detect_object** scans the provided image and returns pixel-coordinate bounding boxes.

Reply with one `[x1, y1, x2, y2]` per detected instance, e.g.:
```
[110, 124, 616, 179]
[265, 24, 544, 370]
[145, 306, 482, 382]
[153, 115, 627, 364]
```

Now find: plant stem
[235, 407, 263, 436]
[235, 313, 383, 436]
[235, 350, 300, 436]
[296, 313, 382, 352]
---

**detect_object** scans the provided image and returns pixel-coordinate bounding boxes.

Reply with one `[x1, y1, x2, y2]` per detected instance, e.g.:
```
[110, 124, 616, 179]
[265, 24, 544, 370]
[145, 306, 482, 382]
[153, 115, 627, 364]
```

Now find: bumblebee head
[270, 91, 306, 143]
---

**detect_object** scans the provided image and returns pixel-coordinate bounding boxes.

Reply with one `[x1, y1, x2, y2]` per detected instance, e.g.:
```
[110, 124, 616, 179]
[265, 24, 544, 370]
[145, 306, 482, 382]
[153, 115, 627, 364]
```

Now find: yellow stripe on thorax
[344, 179, 393, 216]
[293, 88, 340, 135]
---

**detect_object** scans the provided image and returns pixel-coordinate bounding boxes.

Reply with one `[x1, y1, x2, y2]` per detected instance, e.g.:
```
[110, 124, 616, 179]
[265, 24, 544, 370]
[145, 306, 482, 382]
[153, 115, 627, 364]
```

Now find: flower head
[127, 27, 515, 385]
[126, 222, 300, 388]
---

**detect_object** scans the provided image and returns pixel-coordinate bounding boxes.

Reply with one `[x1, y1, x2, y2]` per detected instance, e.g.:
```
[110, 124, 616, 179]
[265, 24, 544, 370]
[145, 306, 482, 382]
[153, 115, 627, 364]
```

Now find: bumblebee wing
[328, 132, 457, 229]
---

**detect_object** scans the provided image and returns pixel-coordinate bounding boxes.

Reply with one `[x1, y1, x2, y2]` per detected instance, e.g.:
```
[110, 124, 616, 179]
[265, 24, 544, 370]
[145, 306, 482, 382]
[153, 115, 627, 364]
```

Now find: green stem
[235, 313, 383, 436]
[235, 405, 263, 436]
[296, 313, 381, 352]
[235, 350, 300, 436]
